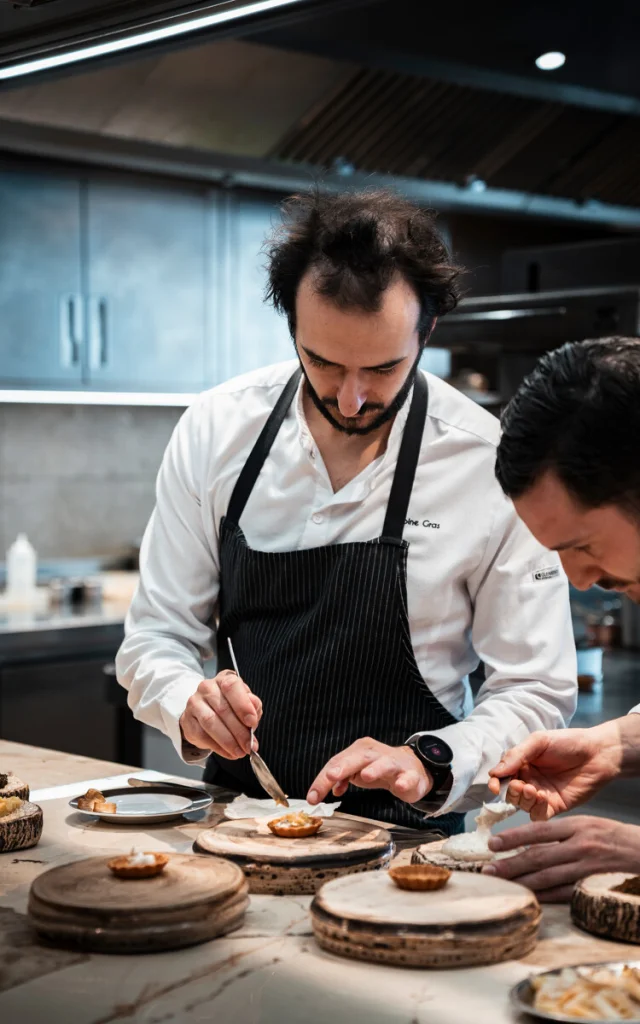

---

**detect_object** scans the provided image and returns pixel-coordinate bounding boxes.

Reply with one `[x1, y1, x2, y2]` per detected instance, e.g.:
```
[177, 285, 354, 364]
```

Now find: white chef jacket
[116, 359, 578, 814]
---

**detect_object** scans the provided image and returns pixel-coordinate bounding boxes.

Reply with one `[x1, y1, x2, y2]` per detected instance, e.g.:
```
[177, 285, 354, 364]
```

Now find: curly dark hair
[496, 337, 640, 516]
[264, 189, 462, 343]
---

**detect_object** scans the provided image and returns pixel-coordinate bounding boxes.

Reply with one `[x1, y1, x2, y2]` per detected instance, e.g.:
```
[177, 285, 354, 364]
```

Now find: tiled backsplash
[0, 403, 183, 558]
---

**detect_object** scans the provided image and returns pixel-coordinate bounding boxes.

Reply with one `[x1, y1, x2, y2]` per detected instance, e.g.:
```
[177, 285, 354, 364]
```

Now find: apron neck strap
[226, 368, 302, 524]
[381, 370, 429, 543]
[226, 366, 429, 543]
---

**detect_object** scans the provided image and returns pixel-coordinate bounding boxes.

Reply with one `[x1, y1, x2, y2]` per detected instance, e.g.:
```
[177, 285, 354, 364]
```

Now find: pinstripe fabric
[205, 371, 465, 833]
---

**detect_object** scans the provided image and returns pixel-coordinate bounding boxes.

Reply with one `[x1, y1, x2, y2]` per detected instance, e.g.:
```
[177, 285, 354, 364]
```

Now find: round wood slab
[0, 801, 42, 853]
[28, 853, 249, 953]
[572, 873, 640, 944]
[195, 814, 395, 895]
[412, 837, 522, 873]
[311, 869, 541, 968]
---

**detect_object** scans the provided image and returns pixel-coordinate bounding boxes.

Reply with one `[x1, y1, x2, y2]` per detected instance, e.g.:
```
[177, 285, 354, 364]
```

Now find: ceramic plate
[510, 960, 640, 1023]
[70, 784, 212, 823]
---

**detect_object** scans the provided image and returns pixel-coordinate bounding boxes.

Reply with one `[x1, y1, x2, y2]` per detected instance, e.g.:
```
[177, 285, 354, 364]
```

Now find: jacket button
[312, 513, 323, 525]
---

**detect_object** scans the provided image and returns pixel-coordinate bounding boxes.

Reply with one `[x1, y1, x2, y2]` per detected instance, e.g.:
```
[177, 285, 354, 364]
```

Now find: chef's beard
[300, 349, 423, 437]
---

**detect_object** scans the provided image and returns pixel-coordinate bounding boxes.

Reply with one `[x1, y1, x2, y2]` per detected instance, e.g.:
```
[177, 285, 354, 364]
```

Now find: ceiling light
[465, 175, 487, 193]
[535, 51, 566, 71]
[0, 0, 309, 81]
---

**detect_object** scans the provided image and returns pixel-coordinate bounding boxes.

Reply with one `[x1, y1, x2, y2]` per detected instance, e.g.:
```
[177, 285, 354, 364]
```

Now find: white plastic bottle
[6, 533, 37, 603]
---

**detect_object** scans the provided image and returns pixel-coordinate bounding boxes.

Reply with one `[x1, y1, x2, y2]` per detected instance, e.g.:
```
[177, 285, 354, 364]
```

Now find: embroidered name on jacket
[405, 518, 441, 529]
[533, 566, 561, 581]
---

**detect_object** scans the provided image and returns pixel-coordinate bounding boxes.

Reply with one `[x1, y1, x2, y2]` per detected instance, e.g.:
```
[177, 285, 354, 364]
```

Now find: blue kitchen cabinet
[217, 191, 293, 381]
[84, 173, 208, 392]
[0, 169, 84, 387]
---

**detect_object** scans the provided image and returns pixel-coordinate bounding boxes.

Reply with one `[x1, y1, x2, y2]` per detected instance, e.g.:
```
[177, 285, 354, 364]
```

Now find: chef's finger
[307, 750, 376, 804]
[489, 733, 551, 778]
[192, 701, 245, 759]
[217, 672, 261, 729]
[488, 816, 577, 852]
[180, 711, 214, 752]
[391, 769, 428, 802]
[358, 756, 397, 784]
[516, 784, 540, 815]
[505, 859, 585, 895]
[486, 838, 578, 881]
[529, 793, 553, 822]
[536, 885, 575, 904]
[332, 779, 350, 798]
[201, 686, 252, 753]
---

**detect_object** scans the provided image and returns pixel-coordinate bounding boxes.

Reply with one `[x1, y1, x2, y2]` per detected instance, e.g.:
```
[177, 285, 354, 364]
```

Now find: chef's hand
[483, 815, 640, 903]
[487, 721, 623, 821]
[179, 671, 262, 759]
[307, 739, 432, 806]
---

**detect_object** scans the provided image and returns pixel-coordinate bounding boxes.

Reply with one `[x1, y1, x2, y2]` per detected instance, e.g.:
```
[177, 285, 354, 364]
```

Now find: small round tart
[107, 852, 169, 879]
[267, 812, 322, 838]
[389, 864, 451, 891]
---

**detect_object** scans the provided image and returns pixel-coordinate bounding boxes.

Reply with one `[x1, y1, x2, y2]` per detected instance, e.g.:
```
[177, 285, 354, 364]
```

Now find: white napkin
[225, 795, 341, 824]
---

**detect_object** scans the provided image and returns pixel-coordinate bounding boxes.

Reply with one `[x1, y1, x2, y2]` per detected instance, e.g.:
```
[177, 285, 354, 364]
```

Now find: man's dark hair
[496, 337, 640, 515]
[265, 189, 462, 344]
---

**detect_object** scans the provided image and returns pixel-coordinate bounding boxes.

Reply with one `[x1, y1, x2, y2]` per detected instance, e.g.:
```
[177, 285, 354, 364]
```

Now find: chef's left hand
[483, 815, 640, 903]
[307, 738, 432, 806]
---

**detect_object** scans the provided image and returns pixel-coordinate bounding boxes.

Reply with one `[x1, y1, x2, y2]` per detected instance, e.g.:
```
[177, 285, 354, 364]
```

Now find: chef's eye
[371, 366, 397, 376]
[309, 357, 331, 369]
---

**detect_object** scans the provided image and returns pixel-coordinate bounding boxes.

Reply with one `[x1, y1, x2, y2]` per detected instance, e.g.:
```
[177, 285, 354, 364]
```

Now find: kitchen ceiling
[0, 0, 638, 220]
[271, 66, 640, 210]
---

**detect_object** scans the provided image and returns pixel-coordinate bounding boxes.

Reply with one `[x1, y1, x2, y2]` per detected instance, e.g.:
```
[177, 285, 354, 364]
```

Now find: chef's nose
[336, 375, 366, 418]
[559, 551, 601, 591]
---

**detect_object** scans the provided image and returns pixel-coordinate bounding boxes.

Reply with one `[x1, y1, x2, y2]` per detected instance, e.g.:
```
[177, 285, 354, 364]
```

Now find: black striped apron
[204, 368, 465, 834]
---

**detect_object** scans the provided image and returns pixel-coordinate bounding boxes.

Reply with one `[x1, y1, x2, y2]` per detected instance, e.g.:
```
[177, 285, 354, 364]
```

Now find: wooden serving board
[311, 869, 541, 968]
[28, 853, 249, 953]
[572, 873, 640, 944]
[0, 801, 42, 853]
[195, 814, 395, 895]
[412, 837, 521, 873]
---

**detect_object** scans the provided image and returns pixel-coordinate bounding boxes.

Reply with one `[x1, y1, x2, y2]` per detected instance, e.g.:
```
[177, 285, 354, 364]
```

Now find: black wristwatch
[405, 734, 453, 794]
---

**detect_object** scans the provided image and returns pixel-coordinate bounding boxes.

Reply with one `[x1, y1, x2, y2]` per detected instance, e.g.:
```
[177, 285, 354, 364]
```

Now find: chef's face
[295, 272, 425, 436]
[514, 470, 640, 602]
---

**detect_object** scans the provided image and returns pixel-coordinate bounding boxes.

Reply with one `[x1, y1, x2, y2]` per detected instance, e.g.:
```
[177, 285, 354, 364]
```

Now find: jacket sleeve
[115, 396, 219, 763]
[418, 491, 578, 815]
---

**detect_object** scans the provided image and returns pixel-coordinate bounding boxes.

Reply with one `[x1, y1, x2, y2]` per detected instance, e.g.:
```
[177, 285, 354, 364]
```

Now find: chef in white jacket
[116, 188, 577, 833]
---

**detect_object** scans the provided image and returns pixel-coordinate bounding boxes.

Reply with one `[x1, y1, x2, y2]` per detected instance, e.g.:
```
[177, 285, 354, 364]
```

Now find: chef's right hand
[179, 671, 262, 759]
[487, 721, 623, 821]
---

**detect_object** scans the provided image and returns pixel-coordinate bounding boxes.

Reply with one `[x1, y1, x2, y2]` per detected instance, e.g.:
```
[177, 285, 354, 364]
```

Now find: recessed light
[465, 175, 487, 193]
[535, 51, 566, 71]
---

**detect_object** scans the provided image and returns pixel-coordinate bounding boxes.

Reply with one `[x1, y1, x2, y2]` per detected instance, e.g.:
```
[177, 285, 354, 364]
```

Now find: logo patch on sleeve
[533, 566, 561, 582]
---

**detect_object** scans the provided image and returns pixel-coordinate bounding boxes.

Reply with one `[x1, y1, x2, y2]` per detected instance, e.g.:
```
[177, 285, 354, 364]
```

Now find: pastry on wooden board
[389, 864, 451, 891]
[108, 850, 170, 879]
[268, 811, 323, 838]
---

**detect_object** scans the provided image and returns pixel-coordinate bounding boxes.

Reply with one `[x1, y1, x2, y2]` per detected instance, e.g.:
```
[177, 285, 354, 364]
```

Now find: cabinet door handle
[59, 294, 83, 367]
[89, 297, 108, 371]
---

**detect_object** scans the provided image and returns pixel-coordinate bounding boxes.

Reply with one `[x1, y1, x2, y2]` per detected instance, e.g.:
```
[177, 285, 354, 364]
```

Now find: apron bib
[205, 369, 464, 833]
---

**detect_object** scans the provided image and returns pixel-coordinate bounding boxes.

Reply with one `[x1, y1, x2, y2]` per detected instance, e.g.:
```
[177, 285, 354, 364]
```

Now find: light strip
[0, 0, 308, 81]
[0, 389, 197, 407]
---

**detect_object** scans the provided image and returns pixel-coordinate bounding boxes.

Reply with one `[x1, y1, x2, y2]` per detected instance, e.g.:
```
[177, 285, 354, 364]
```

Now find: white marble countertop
[2, 741, 639, 1024]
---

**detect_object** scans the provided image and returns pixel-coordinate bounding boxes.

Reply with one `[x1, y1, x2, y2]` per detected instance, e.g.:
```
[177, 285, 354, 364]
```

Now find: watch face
[416, 736, 453, 765]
